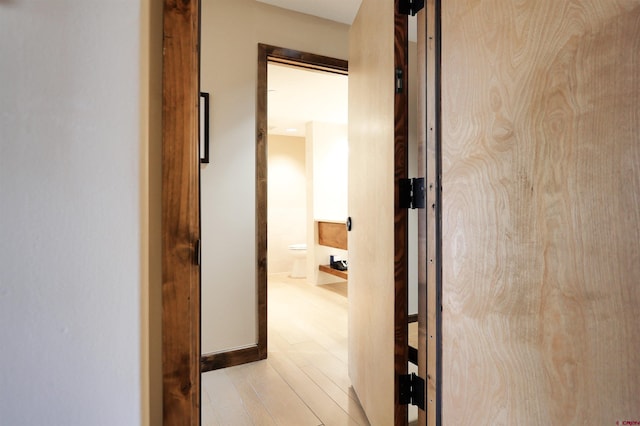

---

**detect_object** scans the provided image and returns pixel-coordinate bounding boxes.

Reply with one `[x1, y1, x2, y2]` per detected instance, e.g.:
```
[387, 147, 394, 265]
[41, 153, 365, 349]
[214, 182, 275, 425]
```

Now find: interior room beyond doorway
[266, 61, 350, 286]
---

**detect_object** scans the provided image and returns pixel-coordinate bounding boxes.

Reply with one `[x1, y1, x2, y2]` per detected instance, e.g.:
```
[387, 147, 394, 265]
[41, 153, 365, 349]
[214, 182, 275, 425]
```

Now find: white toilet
[287, 243, 307, 278]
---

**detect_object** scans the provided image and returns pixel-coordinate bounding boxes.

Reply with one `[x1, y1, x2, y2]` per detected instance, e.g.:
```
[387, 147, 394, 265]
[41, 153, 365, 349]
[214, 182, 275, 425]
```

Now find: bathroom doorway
[265, 60, 349, 282]
[261, 46, 350, 353]
[265, 52, 351, 370]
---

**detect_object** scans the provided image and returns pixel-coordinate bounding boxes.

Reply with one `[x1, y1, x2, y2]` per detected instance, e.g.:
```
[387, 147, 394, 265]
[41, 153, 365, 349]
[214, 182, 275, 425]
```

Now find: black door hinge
[400, 177, 425, 209]
[399, 373, 426, 410]
[399, 0, 425, 16]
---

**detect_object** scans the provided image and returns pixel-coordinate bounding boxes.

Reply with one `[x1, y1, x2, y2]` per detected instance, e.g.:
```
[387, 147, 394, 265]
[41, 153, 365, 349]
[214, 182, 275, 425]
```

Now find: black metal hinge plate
[400, 177, 425, 209]
[399, 373, 425, 410]
[399, 0, 425, 16]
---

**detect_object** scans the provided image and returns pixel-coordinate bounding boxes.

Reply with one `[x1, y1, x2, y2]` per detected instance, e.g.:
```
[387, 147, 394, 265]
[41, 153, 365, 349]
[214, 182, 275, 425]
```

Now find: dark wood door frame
[199, 45, 348, 374]
[161, 0, 201, 424]
[393, 3, 410, 424]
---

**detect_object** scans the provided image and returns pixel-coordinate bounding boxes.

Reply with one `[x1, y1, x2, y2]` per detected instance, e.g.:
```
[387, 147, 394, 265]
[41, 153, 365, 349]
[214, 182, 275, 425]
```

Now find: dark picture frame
[200, 92, 210, 163]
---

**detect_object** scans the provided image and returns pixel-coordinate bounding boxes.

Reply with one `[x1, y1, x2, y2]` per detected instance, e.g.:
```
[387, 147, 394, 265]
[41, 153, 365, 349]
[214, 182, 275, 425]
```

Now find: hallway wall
[0, 1, 156, 424]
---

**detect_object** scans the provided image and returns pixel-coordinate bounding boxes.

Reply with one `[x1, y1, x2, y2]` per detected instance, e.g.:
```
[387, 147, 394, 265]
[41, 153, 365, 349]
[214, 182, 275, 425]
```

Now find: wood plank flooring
[201, 273, 370, 426]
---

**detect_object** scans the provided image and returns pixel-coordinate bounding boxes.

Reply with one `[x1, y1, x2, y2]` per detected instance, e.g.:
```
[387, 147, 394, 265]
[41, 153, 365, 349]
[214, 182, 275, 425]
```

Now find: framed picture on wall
[200, 92, 210, 163]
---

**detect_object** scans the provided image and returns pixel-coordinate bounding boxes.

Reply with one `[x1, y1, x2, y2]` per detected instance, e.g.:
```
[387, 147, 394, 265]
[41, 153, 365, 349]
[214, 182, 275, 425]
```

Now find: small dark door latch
[195, 239, 201, 266]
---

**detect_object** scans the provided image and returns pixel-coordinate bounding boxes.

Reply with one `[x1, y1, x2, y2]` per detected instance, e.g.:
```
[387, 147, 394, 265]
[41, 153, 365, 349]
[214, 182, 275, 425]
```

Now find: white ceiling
[255, 0, 362, 25]
[267, 63, 348, 137]
[256, 0, 416, 39]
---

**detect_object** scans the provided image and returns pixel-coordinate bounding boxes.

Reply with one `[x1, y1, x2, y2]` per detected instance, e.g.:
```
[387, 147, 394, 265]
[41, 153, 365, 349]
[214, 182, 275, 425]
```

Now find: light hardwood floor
[201, 273, 371, 426]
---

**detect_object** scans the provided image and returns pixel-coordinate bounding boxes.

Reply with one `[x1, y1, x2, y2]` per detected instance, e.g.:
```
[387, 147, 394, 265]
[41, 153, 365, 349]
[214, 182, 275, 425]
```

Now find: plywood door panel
[348, 0, 407, 424]
[440, 1, 640, 423]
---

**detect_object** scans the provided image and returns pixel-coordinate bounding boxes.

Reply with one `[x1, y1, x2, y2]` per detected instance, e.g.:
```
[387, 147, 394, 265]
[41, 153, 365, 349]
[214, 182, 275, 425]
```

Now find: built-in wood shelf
[317, 221, 348, 250]
[319, 264, 348, 280]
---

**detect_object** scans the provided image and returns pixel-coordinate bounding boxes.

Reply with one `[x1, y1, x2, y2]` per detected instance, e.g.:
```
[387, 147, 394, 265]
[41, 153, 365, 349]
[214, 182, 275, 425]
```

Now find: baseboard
[201, 345, 265, 372]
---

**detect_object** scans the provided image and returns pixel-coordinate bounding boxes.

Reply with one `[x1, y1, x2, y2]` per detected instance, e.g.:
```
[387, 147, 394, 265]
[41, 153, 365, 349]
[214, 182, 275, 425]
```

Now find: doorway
[161, 2, 422, 424]
[264, 59, 351, 361]
[265, 61, 349, 287]
[260, 46, 350, 363]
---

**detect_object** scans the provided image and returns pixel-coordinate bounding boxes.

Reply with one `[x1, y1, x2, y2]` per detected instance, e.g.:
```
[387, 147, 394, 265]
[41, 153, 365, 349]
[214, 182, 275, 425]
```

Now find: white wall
[305, 121, 349, 284]
[0, 1, 148, 424]
[140, 1, 164, 424]
[200, 0, 349, 354]
[309, 122, 349, 222]
[267, 135, 307, 273]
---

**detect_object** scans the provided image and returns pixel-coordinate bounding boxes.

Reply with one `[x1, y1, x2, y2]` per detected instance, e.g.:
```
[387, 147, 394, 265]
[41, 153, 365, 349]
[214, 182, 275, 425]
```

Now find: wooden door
[348, 0, 409, 425]
[440, 1, 640, 423]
